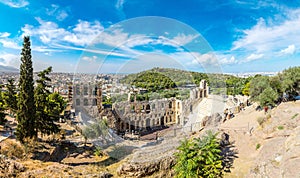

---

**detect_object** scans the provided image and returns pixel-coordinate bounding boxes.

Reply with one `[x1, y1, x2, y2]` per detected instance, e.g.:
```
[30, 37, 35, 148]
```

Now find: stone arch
[160, 116, 165, 126]
[146, 104, 151, 114]
[169, 101, 172, 108]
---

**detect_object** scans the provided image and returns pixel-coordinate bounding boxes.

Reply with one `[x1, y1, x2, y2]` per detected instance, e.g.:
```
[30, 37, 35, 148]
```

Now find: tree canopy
[16, 36, 36, 142]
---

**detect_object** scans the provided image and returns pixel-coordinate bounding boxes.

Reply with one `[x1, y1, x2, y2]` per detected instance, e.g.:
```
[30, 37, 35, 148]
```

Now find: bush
[0, 140, 25, 159]
[174, 131, 223, 178]
[256, 143, 261, 150]
[94, 146, 103, 157]
[277, 126, 284, 130]
[291, 113, 299, 119]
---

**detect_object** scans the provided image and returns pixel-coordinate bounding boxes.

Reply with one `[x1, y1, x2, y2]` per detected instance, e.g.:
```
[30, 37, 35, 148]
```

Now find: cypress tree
[16, 36, 36, 143]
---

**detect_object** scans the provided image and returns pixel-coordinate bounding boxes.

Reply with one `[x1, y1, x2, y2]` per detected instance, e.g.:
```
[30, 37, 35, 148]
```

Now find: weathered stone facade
[71, 80, 209, 134]
[112, 80, 209, 133]
[72, 83, 102, 118]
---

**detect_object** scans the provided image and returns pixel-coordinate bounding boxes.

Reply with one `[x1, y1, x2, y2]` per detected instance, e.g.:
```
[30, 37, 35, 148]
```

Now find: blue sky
[0, 0, 300, 73]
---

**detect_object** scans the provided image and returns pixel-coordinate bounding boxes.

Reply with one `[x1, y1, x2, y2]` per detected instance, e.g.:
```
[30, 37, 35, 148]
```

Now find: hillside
[0, 65, 18, 72]
[120, 67, 250, 96]
[219, 101, 300, 177]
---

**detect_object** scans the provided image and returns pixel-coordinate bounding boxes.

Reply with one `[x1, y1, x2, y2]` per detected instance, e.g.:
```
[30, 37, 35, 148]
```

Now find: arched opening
[169, 101, 172, 109]
[160, 116, 164, 126]
[146, 104, 151, 114]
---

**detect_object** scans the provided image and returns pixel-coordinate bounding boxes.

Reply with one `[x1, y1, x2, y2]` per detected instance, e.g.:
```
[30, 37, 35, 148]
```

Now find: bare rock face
[248, 126, 300, 178]
[117, 155, 176, 178]
[0, 155, 25, 177]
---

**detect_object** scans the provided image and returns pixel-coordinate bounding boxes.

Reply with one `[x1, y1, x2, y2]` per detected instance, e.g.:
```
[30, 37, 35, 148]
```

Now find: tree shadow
[66, 145, 138, 167]
[220, 132, 239, 173]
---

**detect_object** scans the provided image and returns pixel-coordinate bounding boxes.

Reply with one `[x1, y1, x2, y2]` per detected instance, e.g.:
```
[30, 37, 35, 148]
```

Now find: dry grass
[0, 139, 25, 159]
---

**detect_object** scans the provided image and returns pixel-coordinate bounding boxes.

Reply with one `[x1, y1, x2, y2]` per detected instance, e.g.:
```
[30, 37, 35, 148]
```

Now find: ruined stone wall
[72, 83, 102, 118]
[112, 80, 209, 133]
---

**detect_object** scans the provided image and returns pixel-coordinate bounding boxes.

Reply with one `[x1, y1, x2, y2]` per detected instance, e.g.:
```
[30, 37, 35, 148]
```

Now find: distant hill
[120, 67, 209, 92]
[120, 67, 252, 95]
[0, 65, 18, 72]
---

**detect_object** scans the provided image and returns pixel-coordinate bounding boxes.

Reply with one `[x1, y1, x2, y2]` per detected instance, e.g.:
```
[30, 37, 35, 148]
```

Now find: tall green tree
[35, 67, 66, 136]
[281, 67, 300, 96]
[4, 79, 18, 116]
[0, 87, 7, 125]
[258, 86, 278, 106]
[16, 36, 36, 143]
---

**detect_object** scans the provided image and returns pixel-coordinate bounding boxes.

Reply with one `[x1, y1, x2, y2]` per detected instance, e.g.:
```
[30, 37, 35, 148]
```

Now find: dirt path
[219, 105, 263, 177]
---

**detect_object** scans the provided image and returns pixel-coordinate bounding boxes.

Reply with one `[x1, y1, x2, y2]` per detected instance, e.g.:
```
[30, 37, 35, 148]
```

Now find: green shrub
[277, 125, 284, 130]
[256, 143, 261, 150]
[291, 113, 299, 119]
[94, 146, 103, 157]
[174, 131, 223, 178]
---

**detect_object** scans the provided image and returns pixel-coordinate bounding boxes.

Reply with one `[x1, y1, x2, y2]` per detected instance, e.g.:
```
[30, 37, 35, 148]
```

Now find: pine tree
[4, 78, 18, 116]
[16, 36, 36, 143]
[35, 67, 66, 136]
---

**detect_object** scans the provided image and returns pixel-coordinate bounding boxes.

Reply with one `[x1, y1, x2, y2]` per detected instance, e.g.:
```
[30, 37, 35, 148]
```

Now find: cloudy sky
[0, 0, 299, 73]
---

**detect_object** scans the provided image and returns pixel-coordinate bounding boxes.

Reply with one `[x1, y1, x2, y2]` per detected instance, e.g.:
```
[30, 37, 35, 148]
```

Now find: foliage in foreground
[174, 131, 223, 178]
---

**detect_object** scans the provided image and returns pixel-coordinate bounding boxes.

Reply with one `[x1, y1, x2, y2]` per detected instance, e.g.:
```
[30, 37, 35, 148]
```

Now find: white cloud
[279, 44, 296, 55]
[0, 32, 10, 38]
[191, 53, 219, 66]
[52, 43, 131, 58]
[115, 0, 125, 10]
[0, 0, 28, 8]
[232, 10, 300, 56]
[22, 18, 104, 46]
[0, 53, 19, 66]
[46, 4, 68, 21]
[244, 53, 264, 62]
[0, 38, 20, 49]
[172, 33, 199, 46]
[82, 55, 97, 62]
[219, 56, 237, 65]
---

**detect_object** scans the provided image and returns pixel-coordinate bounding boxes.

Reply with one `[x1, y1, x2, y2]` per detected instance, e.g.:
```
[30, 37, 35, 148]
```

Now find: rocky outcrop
[0, 155, 25, 177]
[248, 126, 300, 178]
[117, 155, 175, 178]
